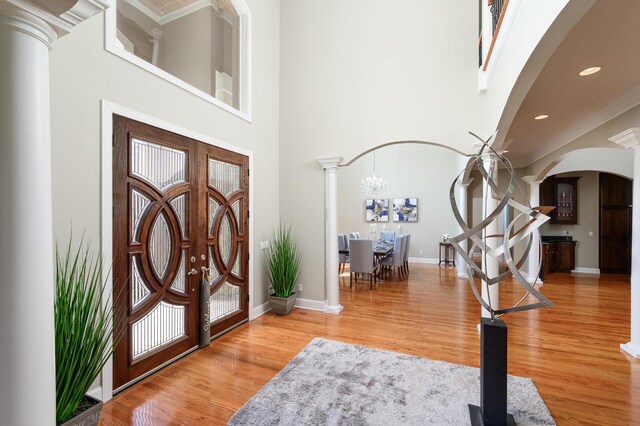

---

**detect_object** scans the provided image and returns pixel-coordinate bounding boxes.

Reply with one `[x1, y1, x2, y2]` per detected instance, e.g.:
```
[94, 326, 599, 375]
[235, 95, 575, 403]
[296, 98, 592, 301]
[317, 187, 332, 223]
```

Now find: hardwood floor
[99, 264, 639, 425]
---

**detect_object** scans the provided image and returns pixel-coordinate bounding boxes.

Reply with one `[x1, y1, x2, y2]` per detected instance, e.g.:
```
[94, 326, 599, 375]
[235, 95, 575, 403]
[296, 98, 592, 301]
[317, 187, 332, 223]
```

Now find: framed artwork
[365, 199, 389, 222]
[393, 198, 418, 222]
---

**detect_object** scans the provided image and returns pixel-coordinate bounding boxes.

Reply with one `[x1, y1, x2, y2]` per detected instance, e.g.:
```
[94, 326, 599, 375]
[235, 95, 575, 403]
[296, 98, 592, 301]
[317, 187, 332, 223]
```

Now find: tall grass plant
[265, 225, 302, 297]
[55, 236, 123, 423]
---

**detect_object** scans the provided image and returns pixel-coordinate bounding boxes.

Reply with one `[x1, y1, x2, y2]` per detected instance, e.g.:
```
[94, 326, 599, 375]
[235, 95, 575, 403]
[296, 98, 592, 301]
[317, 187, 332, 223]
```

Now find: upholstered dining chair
[338, 233, 349, 273]
[380, 230, 395, 243]
[349, 239, 378, 289]
[381, 234, 405, 279]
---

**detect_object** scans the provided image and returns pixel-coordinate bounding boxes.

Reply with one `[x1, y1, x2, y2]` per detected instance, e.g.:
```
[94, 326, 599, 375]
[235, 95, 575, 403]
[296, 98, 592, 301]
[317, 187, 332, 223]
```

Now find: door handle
[188, 268, 198, 276]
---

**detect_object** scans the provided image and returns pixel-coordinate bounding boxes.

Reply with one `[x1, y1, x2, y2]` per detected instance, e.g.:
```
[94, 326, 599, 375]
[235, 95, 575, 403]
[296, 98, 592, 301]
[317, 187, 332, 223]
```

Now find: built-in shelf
[540, 176, 579, 224]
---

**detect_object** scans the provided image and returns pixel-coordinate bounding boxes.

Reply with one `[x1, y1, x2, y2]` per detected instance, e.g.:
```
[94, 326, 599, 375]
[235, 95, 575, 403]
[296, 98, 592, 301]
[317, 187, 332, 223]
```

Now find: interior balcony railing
[480, 0, 510, 70]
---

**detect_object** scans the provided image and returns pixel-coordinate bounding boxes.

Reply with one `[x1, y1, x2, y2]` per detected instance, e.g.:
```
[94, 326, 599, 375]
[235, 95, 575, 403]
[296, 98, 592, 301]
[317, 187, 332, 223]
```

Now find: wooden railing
[481, 0, 510, 71]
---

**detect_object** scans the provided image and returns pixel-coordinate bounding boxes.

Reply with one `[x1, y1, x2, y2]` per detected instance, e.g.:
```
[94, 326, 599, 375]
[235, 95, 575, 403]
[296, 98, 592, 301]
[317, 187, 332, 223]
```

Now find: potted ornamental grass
[265, 225, 302, 315]
[55, 236, 124, 425]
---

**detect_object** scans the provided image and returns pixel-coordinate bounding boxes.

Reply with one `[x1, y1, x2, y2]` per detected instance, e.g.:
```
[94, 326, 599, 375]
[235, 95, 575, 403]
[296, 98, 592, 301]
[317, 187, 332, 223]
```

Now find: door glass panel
[170, 250, 186, 294]
[209, 281, 241, 322]
[208, 247, 220, 282]
[170, 194, 187, 239]
[131, 138, 186, 191]
[231, 199, 241, 232]
[131, 256, 151, 309]
[132, 301, 186, 359]
[131, 189, 151, 243]
[208, 196, 220, 237]
[208, 159, 240, 196]
[232, 256, 241, 277]
[149, 212, 171, 279]
[219, 213, 232, 266]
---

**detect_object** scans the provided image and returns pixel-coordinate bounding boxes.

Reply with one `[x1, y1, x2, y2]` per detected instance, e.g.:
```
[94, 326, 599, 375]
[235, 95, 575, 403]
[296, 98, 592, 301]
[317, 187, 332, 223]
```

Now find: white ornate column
[150, 27, 161, 66]
[318, 157, 344, 314]
[456, 178, 472, 278]
[610, 128, 640, 358]
[522, 176, 544, 285]
[476, 145, 499, 320]
[0, 1, 109, 424]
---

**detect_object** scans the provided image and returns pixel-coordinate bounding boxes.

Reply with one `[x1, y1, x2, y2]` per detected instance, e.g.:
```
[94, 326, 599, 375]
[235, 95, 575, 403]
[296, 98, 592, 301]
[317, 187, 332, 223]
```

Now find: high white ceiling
[504, 0, 640, 166]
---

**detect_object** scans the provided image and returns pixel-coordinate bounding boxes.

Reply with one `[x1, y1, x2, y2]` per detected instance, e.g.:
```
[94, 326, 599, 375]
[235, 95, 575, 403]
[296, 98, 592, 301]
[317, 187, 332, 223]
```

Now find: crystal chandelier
[361, 151, 387, 197]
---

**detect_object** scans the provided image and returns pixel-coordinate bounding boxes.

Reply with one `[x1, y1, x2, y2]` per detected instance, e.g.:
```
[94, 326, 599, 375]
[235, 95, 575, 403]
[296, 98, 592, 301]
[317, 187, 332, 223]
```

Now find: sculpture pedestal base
[469, 317, 515, 425]
[468, 404, 515, 426]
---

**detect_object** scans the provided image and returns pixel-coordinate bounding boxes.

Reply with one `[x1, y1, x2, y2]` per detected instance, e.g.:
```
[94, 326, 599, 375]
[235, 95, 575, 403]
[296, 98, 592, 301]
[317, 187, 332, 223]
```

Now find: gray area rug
[228, 338, 555, 425]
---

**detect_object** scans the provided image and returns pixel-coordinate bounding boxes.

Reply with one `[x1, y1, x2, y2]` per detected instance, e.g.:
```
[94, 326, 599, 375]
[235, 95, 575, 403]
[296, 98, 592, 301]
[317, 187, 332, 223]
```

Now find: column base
[323, 303, 343, 315]
[620, 342, 640, 358]
[527, 275, 543, 286]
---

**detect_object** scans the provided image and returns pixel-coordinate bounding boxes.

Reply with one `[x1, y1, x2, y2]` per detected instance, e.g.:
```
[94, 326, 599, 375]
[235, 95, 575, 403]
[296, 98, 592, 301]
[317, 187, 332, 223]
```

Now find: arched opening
[534, 148, 633, 275]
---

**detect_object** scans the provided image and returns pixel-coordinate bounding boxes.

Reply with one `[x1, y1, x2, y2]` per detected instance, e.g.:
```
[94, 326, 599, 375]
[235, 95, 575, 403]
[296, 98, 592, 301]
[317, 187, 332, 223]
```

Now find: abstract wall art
[365, 199, 389, 222]
[392, 198, 418, 222]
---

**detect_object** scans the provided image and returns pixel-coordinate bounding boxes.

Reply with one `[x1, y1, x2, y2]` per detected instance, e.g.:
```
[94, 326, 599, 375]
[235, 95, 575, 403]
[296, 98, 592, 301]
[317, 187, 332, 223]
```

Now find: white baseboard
[621, 341, 640, 358]
[295, 297, 326, 312]
[87, 386, 103, 401]
[250, 301, 271, 320]
[571, 267, 600, 275]
[408, 257, 439, 264]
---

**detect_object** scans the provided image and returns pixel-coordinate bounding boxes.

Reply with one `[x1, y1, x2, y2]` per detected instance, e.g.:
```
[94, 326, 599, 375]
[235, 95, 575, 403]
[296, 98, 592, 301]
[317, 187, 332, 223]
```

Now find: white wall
[49, 0, 280, 312]
[279, 0, 483, 302]
[159, 7, 214, 94]
[338, 144, 464, 260]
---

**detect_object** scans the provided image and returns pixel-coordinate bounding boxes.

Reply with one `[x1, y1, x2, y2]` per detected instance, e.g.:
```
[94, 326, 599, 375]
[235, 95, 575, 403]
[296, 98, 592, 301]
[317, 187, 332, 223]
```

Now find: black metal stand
[468, 318, 516, 426]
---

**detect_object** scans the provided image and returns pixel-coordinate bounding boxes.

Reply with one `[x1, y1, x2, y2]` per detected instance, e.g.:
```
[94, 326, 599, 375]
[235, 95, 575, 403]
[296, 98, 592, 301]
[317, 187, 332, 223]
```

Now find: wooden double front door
[112, 115, 249, 391]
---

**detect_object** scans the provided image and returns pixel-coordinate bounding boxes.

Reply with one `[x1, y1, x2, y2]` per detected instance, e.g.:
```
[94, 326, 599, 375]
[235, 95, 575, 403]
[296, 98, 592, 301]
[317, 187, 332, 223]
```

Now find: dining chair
[381, 235, 405, 279]
[349, 239, 378, 289]
[380, 230, 396, 243]
[350, 232, 361, 240]
[338, 234, 349, 273]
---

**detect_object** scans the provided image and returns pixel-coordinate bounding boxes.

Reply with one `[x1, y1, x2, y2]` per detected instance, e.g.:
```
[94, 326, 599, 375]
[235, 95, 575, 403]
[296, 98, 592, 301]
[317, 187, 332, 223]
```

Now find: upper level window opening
[107, 0, 251, 120]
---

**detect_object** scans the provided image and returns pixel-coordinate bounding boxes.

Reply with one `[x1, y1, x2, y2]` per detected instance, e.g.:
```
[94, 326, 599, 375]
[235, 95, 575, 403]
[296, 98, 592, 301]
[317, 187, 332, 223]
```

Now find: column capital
[609, 128, 640, 151]
[317, 156, 343, 170]
[522, 175, 544, 186]
[0, 0, 109, 48]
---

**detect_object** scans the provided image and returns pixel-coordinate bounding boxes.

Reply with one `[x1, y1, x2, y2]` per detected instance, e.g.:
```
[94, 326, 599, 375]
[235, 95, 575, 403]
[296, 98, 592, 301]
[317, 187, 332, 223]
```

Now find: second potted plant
[265, 225, 302, 315]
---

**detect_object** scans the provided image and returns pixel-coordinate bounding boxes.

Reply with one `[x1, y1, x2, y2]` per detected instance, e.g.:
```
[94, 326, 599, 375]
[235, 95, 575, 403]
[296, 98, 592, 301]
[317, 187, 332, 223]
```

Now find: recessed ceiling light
[578, 66, 602, 77]
[534, 114, 549, 120]
[502, 150, 509, 153]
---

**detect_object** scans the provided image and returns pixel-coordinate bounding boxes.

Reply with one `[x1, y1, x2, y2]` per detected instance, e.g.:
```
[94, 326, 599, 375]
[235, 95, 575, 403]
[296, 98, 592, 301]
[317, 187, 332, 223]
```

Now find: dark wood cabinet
[557, 241, 576, 272]
[542, 243, 558, 277]
[542, 241, 576, 275]
[539, 176, 579, 224]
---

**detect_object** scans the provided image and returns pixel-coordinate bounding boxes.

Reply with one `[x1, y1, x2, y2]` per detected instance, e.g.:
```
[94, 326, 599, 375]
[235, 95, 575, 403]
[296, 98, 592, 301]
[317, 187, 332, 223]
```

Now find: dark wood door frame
[599, 172, 632, 274]
[112, 114, 250, 392]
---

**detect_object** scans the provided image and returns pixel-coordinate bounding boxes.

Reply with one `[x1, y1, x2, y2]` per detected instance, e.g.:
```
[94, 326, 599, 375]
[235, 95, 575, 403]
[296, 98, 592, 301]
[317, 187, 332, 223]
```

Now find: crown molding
[0, 0, 109, 44]
[609, 128, 640, 151]
[123, 0, 233, 26]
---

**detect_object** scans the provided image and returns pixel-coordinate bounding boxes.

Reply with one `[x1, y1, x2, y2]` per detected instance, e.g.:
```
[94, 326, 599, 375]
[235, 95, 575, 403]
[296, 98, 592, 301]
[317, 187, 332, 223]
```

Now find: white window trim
[104, 1, 252, 122]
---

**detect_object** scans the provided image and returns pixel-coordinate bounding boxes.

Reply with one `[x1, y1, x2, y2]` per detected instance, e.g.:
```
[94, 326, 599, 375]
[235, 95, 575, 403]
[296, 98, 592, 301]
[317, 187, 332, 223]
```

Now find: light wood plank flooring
[99, 264, 639, 425]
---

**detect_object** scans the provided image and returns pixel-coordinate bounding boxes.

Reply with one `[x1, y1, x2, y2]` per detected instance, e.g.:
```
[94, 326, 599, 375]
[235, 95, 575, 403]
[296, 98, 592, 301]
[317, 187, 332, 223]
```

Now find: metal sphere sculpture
[449, 133, 554, 319]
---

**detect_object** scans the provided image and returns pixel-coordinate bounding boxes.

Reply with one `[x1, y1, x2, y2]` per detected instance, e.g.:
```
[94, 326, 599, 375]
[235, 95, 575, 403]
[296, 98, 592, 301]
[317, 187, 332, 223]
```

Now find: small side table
[439, 242, 455, 266]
